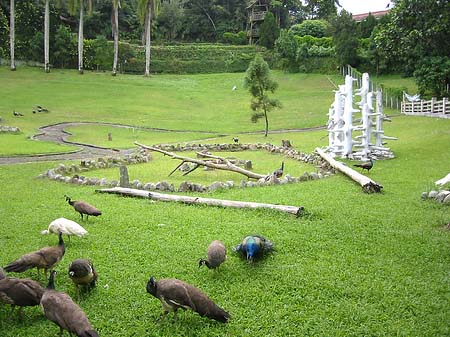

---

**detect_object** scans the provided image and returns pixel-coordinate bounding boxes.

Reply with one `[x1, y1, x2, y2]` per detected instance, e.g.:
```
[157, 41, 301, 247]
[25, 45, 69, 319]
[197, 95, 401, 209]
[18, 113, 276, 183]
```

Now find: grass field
[0, 67, 449, 337]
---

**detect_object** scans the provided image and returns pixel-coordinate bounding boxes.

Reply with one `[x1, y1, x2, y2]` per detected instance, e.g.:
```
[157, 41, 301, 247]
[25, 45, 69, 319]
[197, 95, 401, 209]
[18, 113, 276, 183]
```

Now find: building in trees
[246, 0, 269, 45]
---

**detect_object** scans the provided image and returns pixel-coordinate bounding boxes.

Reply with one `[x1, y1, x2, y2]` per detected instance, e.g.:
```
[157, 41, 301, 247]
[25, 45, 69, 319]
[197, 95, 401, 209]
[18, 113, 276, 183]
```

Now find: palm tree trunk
[112, 3, 119, 76]
[78, 3, 84, 74]
[9, 0, 15, 71]
[263, 108, 268, 137]
[144, 1, 151, 77]
[44, 0, 50, 73]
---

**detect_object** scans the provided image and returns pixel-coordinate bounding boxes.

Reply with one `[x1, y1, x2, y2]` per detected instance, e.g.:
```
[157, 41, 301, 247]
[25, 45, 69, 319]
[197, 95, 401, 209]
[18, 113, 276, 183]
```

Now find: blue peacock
[233, 235, 274, 262]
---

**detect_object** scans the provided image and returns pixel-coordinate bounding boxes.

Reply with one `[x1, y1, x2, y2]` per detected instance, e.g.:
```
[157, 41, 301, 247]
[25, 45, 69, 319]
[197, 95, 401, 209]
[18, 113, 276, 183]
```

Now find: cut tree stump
[315, 147, 383, 193]
[96, 186, 305, 216]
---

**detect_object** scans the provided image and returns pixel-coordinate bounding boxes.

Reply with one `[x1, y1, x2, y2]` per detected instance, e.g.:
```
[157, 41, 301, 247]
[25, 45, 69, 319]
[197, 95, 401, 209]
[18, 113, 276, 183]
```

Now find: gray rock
[131, 179, 141, 188]
[421, 192, 429, 199]
[240, 180, 247, 188]
[178, 181, 192, 192]
[246, 181, 257, 187]
[209, 181, 226, 191]
[299, 172, 310, 181]
[225, 181, 234, 188]
[310, 172, 320, 180]
[435, 190, 450, 202]
[156, 181, 170, 191]
[99, 178, 109, 186]
[109, 180, 118, 187]
[444, 194, 450, 204]
[428, 190, 438, 198]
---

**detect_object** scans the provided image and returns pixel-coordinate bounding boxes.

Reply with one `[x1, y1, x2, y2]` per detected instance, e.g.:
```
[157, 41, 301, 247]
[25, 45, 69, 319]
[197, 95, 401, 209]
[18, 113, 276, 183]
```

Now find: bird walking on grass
[233, 235, 274, 263]
[146, 277, 230, 323]
[65, 195, 102, 221]
[68, 259, 98, 299]
[0, 271, 45, 318]
[199, 240, 227, 271]
[40, 271, 100, 337]
[5, 232, 65, 279]
[353, 158, 374, 173]
[41, 217, 88, 241]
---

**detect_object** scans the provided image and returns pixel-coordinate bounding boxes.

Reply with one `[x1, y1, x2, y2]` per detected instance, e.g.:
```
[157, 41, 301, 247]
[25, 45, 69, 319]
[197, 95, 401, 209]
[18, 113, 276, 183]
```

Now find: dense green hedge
[79, 41, 262, 74]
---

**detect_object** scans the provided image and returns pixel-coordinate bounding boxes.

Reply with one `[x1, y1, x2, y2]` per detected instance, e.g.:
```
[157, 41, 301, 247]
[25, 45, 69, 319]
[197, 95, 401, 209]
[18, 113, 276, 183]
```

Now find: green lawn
[0, 67, 449, 337]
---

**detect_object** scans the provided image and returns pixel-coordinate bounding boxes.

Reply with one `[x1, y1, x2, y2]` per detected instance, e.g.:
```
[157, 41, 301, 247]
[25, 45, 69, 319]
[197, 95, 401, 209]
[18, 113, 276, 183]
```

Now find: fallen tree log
[134, 141, 266, 180]
[96, 186, 305, 216]
[315, 147, 383, 193]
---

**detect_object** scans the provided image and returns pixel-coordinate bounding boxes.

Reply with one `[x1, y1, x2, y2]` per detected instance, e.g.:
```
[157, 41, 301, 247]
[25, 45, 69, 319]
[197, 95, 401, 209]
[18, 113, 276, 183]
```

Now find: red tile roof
[352, 10, 390, 22]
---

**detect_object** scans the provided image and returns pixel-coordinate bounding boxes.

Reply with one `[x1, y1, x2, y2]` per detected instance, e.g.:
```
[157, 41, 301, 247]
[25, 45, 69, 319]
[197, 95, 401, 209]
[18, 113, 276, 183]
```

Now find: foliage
[274, 29, 298, 70]
[259, 12, 279, 50]
[374, 0, 450, 76]
[413, 56, 450, 98]
[92, 35, 112, 70]
[294, 35, 333, 48]
[244, 54, 281, 137]
[330, 10, 358, 67]
[155, 0, 185, 41]
[358, 13, 377, 38]
[301, 0, 338, 19]
[289, 20, 328, 38]
[0, 5, 8, 58]
[222, 31, 247, 45]
[53, 25, 76, 68]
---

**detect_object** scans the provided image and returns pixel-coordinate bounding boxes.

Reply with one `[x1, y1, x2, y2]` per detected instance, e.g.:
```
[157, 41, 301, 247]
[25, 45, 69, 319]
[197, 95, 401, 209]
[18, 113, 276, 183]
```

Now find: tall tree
[259, 11, 279, 49]
[112, 0, 120, 76]
[138, 0, 160, 76]
[244, 54, 281, 137]
[330, 9, 358, 66]
[9, 0, 15, 70]
[44, 0, 50, 72]
[67, 0, 93, 74]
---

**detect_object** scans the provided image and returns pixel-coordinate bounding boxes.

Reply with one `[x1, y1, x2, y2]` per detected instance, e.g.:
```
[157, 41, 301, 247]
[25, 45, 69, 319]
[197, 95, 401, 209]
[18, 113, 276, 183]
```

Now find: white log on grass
[315, 147, 383, 193]
[96, 187, 305, 216]
[134, 142, 266, 180]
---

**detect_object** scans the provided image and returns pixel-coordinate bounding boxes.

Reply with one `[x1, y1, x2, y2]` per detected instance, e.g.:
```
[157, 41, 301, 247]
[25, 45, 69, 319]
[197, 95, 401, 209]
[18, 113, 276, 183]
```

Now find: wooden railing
[249, 11, 266, 21]
[401, 97, 450, 118]
[340, 65, 401, 110]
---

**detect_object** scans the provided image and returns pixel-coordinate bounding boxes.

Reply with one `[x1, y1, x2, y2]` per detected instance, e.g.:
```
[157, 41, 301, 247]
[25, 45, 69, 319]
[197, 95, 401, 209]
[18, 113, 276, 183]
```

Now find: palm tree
[111, 0, 120, 76]
[9, 0, 15, 71]
[44, 0, 50, 72]
[137, 0, 160, 77]
[67, 0, 93, 74]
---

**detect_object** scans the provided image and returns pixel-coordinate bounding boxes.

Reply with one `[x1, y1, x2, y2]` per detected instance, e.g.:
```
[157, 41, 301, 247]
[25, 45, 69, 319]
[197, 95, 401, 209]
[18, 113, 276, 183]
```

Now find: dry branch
[315, 147, 383, 193]
[134, 141, 266, 180]
[96, 187, 304, 216]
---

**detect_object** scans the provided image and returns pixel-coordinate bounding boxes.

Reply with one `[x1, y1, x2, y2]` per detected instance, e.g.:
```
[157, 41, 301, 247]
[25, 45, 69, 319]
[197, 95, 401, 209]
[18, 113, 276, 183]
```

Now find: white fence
[401, 97, 450, 119]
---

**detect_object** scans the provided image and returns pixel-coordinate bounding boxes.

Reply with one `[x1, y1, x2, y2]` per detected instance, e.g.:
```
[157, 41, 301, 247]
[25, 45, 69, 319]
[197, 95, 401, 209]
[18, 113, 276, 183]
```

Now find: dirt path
[0, 121, 325, 165]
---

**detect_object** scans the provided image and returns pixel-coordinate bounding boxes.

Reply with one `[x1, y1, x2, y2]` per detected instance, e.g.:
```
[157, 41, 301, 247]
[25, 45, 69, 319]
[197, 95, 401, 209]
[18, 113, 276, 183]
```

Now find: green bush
[289, 20, 329, 37]
[295, 35, 333, 49]
[222, 31, 247, 45]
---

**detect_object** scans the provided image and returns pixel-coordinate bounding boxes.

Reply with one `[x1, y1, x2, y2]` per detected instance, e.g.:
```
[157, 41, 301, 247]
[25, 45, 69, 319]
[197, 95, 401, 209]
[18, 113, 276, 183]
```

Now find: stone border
[38, 143, 337, 193]
[421, 189, 450, 204]
[0, 125, 21, 133]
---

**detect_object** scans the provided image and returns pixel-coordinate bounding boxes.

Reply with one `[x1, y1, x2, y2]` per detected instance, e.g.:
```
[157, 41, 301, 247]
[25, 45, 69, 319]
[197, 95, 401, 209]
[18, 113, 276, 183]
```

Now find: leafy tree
[155, 0, 184, 41]
[330, 9, 358, 66]
[244, 54, 281, 137]
[259, 11, 279, 49]
[289, 20, 328, 37]
[414, 56, 450, 98]
[374, 0, 450, 76]
[93, 35, 111, 70]
[275, 29, 298, 70]
[0, 6, 8, 59]
[358, 13, 377, 38]
[53, 24, 75, 68]
[302, 0, 339, 19]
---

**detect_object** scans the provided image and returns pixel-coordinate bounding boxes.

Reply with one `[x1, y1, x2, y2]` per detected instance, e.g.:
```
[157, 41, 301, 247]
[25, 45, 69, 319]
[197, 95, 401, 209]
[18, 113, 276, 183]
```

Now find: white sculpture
[326, 73, 396, 160]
